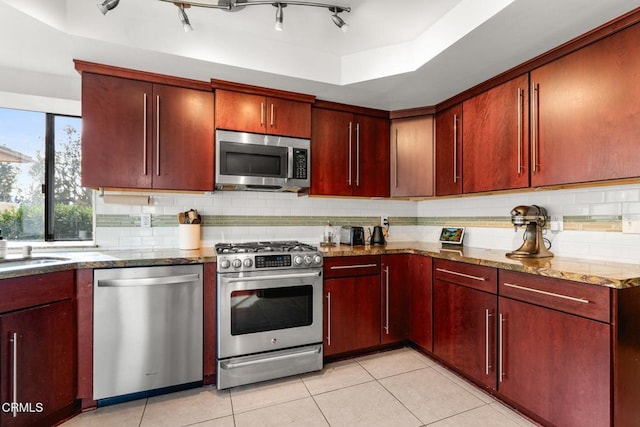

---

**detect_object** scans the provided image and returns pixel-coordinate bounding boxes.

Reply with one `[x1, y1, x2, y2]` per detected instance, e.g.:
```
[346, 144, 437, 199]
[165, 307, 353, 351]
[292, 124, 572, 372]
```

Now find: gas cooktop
[215, 241, 318, 254]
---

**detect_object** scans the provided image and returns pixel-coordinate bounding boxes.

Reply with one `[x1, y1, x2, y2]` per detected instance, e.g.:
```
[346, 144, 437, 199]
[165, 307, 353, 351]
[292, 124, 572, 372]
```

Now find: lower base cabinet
[0, 300, 76, 427]
[408, 255, 432, 352]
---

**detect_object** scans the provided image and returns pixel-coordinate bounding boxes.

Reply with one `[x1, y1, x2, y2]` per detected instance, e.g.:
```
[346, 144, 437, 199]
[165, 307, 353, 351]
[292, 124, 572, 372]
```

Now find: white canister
[179, 224, 201, 250]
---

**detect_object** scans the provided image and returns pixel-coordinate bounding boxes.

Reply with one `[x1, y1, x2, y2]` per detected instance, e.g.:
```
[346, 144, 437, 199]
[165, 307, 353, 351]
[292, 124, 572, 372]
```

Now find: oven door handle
[220, 346, 322, 369]
[224, 271, 321, 283]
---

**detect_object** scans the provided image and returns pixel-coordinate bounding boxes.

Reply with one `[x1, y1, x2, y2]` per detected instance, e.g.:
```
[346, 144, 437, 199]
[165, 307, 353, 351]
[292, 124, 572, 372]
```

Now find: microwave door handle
[287, 147, 294, 179]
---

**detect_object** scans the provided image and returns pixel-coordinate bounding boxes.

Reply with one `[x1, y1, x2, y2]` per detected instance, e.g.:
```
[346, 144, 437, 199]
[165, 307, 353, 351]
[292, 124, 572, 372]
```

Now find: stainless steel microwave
[215, 130, 311, 192]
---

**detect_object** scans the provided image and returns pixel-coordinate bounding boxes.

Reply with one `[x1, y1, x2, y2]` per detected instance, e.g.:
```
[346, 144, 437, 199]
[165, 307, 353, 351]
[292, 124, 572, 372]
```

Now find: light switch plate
[622, 214, 640, 233]
[140, 213, 151, 228]
[550, 216, 563, 232]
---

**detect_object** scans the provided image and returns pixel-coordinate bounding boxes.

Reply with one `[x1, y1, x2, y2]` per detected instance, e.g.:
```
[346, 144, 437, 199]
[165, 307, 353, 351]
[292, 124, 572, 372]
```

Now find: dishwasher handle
[97, 273, 200, 288]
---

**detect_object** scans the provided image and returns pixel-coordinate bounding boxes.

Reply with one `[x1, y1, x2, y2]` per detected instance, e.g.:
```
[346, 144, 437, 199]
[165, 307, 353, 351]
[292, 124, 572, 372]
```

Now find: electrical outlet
[622, 214, 640, 233]
[140, 213, 151, 228]
[380, 215, 389, 227]
[550, 216, 563, 232]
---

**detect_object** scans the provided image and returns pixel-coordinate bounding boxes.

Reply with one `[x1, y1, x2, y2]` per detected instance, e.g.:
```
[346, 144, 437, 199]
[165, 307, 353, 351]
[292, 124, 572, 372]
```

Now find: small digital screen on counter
[255, 254, 292, 268]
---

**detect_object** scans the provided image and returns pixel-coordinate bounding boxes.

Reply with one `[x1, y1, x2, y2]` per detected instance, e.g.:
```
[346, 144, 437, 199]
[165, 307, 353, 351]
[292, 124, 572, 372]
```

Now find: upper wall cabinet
[390, 115, 434, 197]
[211, 80, 314, 139]
[462, 75, 529, 193]
[311, 103, 390, 198]
[530, 21, 640, 187]
[435, 104, 463, 196]
[77, 62, 214, 191]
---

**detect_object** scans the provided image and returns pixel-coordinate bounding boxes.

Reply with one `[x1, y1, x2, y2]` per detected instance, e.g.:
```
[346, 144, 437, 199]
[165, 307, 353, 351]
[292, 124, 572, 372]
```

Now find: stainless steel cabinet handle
[356, 123, 361, 187]
[384, 266, 390, 334]
[260, 102, 265, 126]
[270, 103, 275, 127]
[10, 332, 18, 418]
[326, 292, 331, 346]
[143, 93, 148, 176]
[98, 273, 201, 287]
[435, 268, 486, 282]
[330, 263, 377, 270]
[485, 309, 493, 376]
[347, 122, 353, 186]
[517, 88, 523, 176]
[532, 83, 539, 173]
[453, 114, 458, 184]
[503, 282, 590, 304]
[156, 95, 161, 176]
[394, 128, 399, 188]
[499, 313, 505, 383]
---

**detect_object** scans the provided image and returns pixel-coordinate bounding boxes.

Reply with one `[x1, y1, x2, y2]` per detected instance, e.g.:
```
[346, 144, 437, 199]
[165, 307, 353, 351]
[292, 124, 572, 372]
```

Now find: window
[0, 107, 92, 242]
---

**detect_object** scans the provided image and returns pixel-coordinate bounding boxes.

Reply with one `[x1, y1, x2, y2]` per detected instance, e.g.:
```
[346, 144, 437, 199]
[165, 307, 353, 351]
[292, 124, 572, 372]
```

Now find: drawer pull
[436, 268, 486, 282]
[330, 264, 378, 270]
[503, 282, 590, 304]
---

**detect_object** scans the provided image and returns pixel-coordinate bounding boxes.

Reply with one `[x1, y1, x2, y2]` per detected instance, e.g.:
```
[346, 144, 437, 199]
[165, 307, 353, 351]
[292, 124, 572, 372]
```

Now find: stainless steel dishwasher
[93, 264, 203, 401]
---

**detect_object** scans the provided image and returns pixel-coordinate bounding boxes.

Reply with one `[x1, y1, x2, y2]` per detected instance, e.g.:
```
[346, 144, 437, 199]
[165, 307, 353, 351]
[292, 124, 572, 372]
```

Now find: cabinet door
[353, 114, 390, 197]
[390, 116, 434, 197]
[152, 84, 214, 191]
[311, 108, 353, 196]
[530, 23, 640, 187]
[462, 75, 529, 193]
[408, 255, 432, 352]
[433, 281, 497, 389]
[381, 255, 409, 344]
[266, 97, 311, 138]
[81, 73, 153, 189]
[0, 300, 75, 427]
[324, 275, 381, 357]
[215, 90, 265, 134]
[498, 297, 610, 427]
[435, 104, 463, 196]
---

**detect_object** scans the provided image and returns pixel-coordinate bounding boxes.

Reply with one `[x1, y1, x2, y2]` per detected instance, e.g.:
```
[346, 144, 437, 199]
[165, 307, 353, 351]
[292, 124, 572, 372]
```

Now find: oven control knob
[304, 255, 312, 265]
[220, 259, 231, 269]
[313, 255, 322, 265]
[232, 259, 242, 268]
[243, 258, 253, 268]
[294, 256, 303, 265]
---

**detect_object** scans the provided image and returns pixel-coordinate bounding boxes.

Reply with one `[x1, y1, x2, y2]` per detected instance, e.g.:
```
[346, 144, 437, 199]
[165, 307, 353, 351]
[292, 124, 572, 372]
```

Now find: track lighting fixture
[97, 0, 120, 15]
[274, 3, 284, 31]
[177, 3, 194, 32]
[105, 1, 351, 32]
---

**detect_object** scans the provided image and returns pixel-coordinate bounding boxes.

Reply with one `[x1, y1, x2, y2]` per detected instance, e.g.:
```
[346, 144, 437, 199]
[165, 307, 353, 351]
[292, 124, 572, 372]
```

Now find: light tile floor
[62, 347, 539, 427]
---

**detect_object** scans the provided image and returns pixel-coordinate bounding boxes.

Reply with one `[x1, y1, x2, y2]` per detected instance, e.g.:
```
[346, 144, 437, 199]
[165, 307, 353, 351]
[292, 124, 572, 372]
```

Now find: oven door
[217, 268, 323, 359]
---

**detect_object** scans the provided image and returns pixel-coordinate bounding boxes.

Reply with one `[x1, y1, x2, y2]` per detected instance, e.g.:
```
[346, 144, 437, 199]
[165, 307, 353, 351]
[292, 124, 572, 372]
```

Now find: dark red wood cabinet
[462, 74, 529, 193]
[81, 72, 214, 191]
[380, 255, 409, 345]
[530, 21, 640, 187]
[215, 89, 311, 138]
[407, 255, 432, 352]
[434, 104, 463, 196]
[0, 271, 76, 427]
[311, 107, 390, 198]
[432, 260, 498, 390]
[323, 256, 381, 357]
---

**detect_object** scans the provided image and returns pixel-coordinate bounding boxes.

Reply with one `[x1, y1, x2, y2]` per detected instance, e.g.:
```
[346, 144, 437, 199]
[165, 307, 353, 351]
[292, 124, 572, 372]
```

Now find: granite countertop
[1, 242, 640, 289]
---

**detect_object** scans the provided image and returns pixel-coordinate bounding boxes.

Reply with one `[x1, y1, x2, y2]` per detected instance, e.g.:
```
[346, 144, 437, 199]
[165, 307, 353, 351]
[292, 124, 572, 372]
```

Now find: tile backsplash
[94, 182, 640, 264]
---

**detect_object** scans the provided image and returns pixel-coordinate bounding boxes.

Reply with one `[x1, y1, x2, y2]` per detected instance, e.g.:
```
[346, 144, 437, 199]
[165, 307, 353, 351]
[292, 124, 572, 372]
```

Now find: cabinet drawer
[434, 259, 497, 293]
[499, 270, 610, 322]
[0, 270, 74, 313]
[324, 256, 380, 278]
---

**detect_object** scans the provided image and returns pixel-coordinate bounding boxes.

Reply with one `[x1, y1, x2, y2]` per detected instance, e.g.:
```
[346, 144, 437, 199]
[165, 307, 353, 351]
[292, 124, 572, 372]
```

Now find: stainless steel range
[216, 241, 323, 389]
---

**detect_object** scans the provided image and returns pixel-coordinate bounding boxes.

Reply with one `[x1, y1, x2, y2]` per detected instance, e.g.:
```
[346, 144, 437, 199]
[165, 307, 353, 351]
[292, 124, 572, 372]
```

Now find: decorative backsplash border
[96, 214, 623, 232]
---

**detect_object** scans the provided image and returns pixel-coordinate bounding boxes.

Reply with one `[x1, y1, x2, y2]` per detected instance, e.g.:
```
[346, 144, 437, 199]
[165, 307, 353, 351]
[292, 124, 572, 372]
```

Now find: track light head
[274, 3, 285, 32]
[329, 7, 349, 32]
[177, 4, 194, 32]
[97, 0, 120, 15]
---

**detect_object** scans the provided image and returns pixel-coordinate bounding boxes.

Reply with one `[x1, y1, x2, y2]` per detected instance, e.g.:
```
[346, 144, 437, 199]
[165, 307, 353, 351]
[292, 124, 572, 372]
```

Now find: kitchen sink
[0, 256, 71, 269]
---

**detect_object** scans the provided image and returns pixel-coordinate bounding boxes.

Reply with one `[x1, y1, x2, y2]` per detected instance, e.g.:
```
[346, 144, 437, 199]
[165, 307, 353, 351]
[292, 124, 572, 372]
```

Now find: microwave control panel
[293, 149, 308, 180]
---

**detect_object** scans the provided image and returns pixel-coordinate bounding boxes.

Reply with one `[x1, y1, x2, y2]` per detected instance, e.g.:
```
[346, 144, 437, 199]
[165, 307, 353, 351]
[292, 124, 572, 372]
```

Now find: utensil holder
[179, 224, 201, 250]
